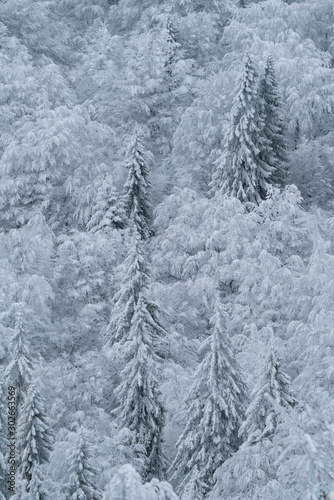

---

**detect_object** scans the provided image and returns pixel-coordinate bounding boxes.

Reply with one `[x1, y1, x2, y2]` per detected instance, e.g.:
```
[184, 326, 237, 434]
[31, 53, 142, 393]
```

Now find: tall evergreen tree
[169, 301, 247, 498]
[115, 290, 166, 481]
[4, 310, 33, 409]
[105, 231, 150, 348]
[258, 55, 287, 187]
[122, 128, 153, 240]
[239, 348, 297, 444]
[211, 53, 273, 204]
[17, 384, 53, 488]
[66, 427, 102, 500]
[209, 349, 297, 500]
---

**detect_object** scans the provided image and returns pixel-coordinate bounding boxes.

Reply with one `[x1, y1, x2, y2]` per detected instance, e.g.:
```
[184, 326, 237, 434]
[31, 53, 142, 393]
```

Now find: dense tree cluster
[0, 0, 334, 498]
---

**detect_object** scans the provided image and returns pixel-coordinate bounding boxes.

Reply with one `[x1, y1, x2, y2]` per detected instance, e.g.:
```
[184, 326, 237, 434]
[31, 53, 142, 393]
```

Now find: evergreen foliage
[115, 289, 166, 481]
[122, 129, 153, 240]
[258, 55, 287, 187]
[170, 301, 247, 497]
[66, 427, 102, 500]
[29, 465, 49, 500]
[4, 311, 33, 409]
[239, 348, 297, 444]
[211, 54, 274, 204]
[17, 384, 53, 487]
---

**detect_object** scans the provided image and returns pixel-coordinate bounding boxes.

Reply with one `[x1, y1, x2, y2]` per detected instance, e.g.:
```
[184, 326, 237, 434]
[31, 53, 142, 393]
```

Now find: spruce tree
[211, 53, 273, 204]
[115, 291, 166, 481]
[87, 179, 126, 233]
[4, 310, 33, 409]
[17, 384, 53, 488]
[105, 231, 150, 348]
[66, 427, 102, 500]
[29, 465, 49, 500]
[122, 128, 153, 240]
[239, 348, 296, 444]
[258, 55, 287, 187]
[169, 301, 247, 498]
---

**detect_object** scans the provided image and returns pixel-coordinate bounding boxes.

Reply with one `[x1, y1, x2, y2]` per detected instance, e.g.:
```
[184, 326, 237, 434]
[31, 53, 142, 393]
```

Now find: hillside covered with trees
[0, 0, 334, 498]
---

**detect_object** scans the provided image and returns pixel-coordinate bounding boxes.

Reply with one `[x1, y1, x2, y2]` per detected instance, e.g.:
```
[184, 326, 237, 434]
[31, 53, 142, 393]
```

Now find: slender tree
[66, 427, 102, 500]
[170, 301, 247, 498]
[105, 231, 150, 348]
[211, 53, 273, 204]
[258, 55, 287, 187]
[17, 384, 53, 488]
[4, 310, 33, 410]
[115, 291, 166, 481]
[239, 348, 297, 444]
[122, 128, 153, 240]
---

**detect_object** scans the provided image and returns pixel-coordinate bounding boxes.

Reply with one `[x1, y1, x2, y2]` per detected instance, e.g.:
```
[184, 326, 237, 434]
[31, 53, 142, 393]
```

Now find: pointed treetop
[239, 348, 296, 444]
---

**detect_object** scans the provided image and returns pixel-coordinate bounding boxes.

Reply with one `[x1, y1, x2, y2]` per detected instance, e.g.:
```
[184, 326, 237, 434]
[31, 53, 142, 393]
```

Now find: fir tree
[258, 55, 287, 187]
[115, 291, 166, 481]
[239, 348, 297, 444]
[4, 310, 33, 409]
[211, 53, 273, 204]
[66, 427, 102, 500]
[29, 465, 49, 500]
[17, 384, 53, 487]
[106, 231, 150, 348]
[87, 178, 126, 233]
[169, 301, 247, 498]
[122, 128, 153, 240]
[106, 230, 166, 353]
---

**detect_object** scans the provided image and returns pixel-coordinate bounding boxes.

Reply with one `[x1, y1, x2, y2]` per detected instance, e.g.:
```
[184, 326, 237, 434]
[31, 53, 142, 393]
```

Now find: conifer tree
[115, 290, 166, 481]
[29, 465, 49, 500]
[122, 128, 153, 240]
[87, 179, 126, 233]
[169, 301, 247, 498]
[258, 55, 287, 187]
[66, 427, 102, 500]
[4, 310, 33, 409]
[17, 384, 53, 488]
[106, 231, 150, 348]
[239, 348, 296, 444]
[211, 54, 273, 204]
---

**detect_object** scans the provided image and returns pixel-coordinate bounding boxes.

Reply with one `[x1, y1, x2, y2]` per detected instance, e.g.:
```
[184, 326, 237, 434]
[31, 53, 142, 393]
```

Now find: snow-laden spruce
[122, 128, 153, 240]
[29, 465, 49, 500]
[258, 55, 287, 188]
[65, 427, 102, 500]
[17, 384, 53, 489]
[169, 300, 247, 498]
[4, 310, 33, 409]
[211, 53, 273, 204]
[239, 348, 297, 444]
[106, 230, 166, 351]
[210, 348, 297, 500]
[114, 292, 166, 481]
[109, 231, 167, 480]
[87, 173, 127, 233]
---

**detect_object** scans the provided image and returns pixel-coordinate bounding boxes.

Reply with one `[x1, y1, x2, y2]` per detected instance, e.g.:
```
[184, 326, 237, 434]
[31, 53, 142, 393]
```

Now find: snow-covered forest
[0, 0, 334, 498]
